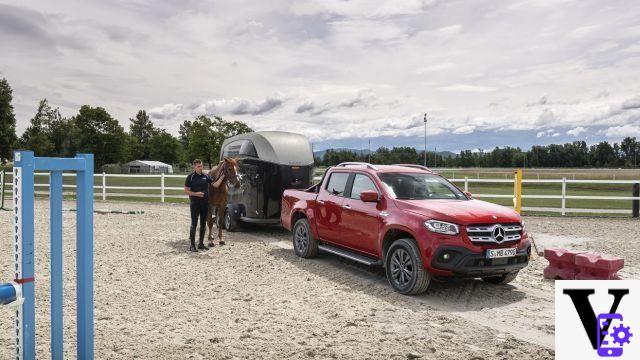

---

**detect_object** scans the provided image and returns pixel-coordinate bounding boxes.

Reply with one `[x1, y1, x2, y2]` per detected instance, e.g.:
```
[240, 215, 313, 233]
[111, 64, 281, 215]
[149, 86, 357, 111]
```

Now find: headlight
[424, 220, 459, 235]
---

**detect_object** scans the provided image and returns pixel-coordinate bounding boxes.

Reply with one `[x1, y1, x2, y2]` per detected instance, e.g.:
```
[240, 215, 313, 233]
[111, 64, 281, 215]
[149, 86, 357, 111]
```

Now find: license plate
[486, 247, 517, 259]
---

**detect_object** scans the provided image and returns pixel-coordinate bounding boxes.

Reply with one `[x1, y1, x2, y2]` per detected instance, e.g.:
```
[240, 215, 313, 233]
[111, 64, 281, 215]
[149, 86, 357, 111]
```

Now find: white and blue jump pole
[0, 150, 94, 360]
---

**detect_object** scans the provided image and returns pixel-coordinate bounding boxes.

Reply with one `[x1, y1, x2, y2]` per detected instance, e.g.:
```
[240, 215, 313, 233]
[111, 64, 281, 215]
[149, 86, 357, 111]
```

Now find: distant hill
[314, 148, 457, 159]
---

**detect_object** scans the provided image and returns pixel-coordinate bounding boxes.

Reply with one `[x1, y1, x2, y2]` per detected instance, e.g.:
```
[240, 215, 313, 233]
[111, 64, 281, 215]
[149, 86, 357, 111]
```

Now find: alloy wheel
[390, 248, 413, 287]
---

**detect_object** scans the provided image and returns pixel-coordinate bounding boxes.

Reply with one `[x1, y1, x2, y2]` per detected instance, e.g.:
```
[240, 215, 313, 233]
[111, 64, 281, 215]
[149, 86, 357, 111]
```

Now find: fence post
[0, 169, 4, 210]
[561, 177, 567, 216]
[464, 177, 468, 192]
[513, 169, 522, 213]
[633, 183, 639, 218]
[161, 173, 165, 203]
[102, 172, 106, 201]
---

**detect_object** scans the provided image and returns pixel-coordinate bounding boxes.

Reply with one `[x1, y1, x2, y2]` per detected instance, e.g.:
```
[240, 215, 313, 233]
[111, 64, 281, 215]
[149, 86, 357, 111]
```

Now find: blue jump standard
[0, 150, 95, 360]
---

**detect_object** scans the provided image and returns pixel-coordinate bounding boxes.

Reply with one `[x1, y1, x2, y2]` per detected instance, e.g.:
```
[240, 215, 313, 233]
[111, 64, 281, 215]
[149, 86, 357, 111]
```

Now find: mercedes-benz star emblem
[493, 225, 505, 242]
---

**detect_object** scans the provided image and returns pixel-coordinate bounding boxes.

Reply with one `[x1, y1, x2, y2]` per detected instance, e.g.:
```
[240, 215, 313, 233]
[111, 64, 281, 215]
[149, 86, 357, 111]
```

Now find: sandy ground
[1, 200, 638, 359]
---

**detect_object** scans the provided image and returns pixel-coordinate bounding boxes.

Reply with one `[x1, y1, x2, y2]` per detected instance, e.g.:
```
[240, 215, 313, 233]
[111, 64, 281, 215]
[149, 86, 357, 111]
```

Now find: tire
[482, 271, 519, 284]
[384, 238, 431, 295]
[292, 218, 318, 258]
[224, 208, 238, 232]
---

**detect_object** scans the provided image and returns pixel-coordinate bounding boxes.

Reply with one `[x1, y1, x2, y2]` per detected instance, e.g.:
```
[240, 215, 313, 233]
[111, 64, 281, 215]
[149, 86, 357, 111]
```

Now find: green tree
[128, 110, 158, 160]
[0, 78, 17, 163]
[149, 130, 181, 164]
[183, 116, 252, 167]
[72, 105, 126, 168]
[18, 99, 58, 156]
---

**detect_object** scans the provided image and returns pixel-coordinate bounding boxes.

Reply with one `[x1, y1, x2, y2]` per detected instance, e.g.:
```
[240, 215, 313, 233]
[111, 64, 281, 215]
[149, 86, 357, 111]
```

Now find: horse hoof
[219, 241, 226, 246]
[208, 242, 215, 248]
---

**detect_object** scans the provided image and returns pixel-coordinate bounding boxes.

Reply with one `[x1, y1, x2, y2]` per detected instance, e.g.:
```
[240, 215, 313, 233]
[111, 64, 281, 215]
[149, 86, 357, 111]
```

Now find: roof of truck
[332, 163, 434, 173]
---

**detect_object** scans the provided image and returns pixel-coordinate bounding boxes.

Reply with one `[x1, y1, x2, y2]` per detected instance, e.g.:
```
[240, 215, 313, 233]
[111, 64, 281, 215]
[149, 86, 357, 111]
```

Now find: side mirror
[464, 191, 473, 198]
[360, 190, 379, 202]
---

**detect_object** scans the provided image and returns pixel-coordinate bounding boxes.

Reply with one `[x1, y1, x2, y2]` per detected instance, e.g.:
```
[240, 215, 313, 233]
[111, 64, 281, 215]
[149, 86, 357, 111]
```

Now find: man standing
[184, 159, 225, 252]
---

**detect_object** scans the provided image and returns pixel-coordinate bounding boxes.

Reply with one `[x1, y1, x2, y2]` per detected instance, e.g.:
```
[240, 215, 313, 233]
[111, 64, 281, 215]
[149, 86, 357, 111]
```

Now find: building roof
[221, 131, 314, 165]
[126, 160, 172, 167]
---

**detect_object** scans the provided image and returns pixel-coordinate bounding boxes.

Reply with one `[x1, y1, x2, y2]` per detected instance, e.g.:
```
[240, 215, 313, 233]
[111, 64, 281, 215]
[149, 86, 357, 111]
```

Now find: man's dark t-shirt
[185, 172, 214, 202]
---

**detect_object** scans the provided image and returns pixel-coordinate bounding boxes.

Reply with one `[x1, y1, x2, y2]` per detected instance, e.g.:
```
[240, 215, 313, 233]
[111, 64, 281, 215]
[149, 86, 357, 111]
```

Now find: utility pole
[423, 113, 428, 167]
[368, 138, 371, 163]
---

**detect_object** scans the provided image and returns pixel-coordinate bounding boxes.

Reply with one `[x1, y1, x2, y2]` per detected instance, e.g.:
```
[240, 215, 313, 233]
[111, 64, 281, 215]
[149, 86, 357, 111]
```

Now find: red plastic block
[543, 248, 585, 280]
[575, 253, 624, 280]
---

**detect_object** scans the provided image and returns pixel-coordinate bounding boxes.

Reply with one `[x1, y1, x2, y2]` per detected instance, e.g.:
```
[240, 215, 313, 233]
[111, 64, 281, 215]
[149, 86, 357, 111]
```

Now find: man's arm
[184, 174, 204, 197]
[183, 186, 205, 197]
[212, 175, 225, 188]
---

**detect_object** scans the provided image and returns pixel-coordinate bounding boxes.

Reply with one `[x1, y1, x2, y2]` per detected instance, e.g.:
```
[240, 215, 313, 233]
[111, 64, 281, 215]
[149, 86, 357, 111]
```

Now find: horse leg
[217, 204, 225, 245]
[206, 205, 215, 246]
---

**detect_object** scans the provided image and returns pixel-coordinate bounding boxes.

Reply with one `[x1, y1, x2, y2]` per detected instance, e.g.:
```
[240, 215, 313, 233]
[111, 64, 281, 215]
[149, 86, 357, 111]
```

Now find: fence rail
[1, 172, 639, 216]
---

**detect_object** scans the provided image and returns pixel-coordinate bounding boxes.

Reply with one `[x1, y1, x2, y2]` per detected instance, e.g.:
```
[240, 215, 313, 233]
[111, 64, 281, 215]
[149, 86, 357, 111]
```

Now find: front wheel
[482, 271, 519, 284]
[224, 208, 238, 232]
[385, 238, 431, 295]
[292, 218, 318, 258]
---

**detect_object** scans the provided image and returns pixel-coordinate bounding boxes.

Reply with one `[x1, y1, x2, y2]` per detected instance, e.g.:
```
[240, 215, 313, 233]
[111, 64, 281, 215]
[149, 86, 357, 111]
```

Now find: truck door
[341, 173, 382, 256]
[315, 171, 350, 243]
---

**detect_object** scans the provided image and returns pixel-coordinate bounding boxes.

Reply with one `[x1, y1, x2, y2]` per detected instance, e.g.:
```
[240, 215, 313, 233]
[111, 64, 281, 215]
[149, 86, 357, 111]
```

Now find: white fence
[1, 172, 190, 202]
[446, 177, 640, 215]
[2, 172, 639, 216]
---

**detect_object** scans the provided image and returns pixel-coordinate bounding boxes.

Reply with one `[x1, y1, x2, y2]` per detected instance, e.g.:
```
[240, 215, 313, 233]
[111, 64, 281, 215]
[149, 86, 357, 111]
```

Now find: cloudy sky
[1, 0, 640, 152]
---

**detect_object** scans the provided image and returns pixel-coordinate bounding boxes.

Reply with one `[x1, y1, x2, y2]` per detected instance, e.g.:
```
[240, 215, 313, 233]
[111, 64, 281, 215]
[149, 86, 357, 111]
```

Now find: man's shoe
[198, 243, 209, 251]
[189, 244, 198, 252]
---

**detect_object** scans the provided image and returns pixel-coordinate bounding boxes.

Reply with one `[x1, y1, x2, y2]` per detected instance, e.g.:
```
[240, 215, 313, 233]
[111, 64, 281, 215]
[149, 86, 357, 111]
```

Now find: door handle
[318, 200, 325, 204]
[342, 204, 351, 209]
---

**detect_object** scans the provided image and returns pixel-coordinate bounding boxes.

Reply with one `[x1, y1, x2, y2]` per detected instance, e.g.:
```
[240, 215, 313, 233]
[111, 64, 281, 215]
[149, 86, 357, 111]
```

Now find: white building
[125, 160, 173, 174]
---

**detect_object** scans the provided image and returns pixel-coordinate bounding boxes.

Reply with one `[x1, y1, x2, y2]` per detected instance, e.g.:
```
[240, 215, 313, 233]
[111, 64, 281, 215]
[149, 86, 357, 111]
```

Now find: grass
[2, 169, 639, 216]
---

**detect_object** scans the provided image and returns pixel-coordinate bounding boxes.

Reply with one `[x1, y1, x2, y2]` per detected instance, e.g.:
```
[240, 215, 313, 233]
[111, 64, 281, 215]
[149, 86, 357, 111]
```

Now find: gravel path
[1, 200, 637, 359]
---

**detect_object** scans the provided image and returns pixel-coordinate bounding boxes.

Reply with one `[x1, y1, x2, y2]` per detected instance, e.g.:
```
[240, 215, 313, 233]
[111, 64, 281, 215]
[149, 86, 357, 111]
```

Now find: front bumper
[430, 245, 530, 277]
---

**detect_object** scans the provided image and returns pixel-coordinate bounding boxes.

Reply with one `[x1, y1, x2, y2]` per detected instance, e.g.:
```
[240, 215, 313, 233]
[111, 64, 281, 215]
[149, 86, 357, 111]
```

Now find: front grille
[466, 223, 522, 244]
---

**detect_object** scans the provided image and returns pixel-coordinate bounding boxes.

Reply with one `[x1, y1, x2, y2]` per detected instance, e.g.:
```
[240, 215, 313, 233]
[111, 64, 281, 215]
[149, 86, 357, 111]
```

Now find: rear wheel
[292, 218, 318, 258]
[224, 208, 238, 232]
[385, 238, 430, 295]
[482, 271, 519, 284]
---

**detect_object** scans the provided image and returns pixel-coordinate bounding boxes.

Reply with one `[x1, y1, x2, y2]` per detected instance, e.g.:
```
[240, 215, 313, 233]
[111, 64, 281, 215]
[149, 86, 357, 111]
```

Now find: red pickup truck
[281, 162, 531, 295]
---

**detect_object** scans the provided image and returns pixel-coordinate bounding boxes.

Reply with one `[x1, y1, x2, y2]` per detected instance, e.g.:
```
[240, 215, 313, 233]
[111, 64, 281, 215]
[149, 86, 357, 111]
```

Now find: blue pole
[15, 150, 36, 360]
[0, 282, 17, 305]
[50, 171, 63, 360]
[76, 153, 94, 360]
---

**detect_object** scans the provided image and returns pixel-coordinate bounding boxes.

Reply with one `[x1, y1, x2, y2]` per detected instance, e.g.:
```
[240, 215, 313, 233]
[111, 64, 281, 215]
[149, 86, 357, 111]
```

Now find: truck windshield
[378, 173, 467, 200]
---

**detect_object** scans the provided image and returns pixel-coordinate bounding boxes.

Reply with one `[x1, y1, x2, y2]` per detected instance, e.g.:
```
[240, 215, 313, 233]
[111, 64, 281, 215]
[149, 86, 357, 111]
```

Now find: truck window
[325, 172, 350, 196]
[349, 174, 378, 199]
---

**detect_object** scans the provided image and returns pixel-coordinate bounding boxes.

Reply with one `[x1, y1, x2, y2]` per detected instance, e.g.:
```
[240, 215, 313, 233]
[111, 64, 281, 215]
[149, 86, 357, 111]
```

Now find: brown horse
[206, 157, 241, 246]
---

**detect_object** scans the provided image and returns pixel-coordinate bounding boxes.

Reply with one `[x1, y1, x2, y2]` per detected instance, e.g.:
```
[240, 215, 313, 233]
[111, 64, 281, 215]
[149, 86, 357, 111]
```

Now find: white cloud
[2, 0, 639, 147]
[453, 125, 475, 134]
[566, 126, 586, 136]
[602, 125, 640, 139]
[439, 84, 497, 93]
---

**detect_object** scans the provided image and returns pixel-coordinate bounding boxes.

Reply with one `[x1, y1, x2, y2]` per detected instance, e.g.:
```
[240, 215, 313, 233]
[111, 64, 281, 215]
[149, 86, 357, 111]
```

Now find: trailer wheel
[292, 218, 318, 258]
[224, 208, 238, 232]
[385, 238, 431, 295]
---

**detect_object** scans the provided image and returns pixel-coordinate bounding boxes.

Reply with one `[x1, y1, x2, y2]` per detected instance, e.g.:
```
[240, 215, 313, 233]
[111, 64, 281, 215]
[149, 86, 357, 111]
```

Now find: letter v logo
[563, 289, 629, 350]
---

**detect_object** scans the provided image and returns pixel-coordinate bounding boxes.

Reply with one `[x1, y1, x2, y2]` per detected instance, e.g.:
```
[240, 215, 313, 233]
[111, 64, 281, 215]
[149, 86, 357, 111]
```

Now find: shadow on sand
[268, 245, 527, 312]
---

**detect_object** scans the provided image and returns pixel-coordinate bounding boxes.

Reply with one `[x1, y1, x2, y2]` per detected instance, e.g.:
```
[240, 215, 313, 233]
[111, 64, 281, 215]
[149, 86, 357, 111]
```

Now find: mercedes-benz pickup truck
[280, 162, 530, 295]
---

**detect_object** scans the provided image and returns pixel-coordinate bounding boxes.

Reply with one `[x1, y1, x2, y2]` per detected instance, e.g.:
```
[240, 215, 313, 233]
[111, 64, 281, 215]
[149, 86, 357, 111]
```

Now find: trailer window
[223, 140, 258, 158]
[325, 172, 350, 197]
